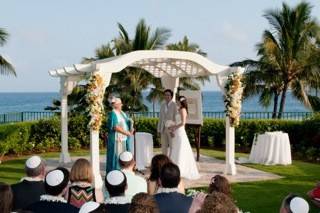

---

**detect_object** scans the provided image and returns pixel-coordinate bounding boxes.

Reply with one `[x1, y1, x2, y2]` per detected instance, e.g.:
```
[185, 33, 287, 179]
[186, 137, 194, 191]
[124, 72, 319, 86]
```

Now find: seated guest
[66, 158, 104, 208]
[0, 182, 13, 213]
[119, 151, 147, 199]
[208, 175, 231, 198]
[79, 201, 107, 213]
[154, 163, 192, 213]
[188, 192, 207, 213]
[280, 194, 309, 213]
[105, 170, 131, 213]
[148, 154, 184, 195]
[129, 192, 159, 213]
[25, 167, 79, 213]
[197, 191, 238, 213]
[307, 182, 320, 208]
[11, 155, 46, 211]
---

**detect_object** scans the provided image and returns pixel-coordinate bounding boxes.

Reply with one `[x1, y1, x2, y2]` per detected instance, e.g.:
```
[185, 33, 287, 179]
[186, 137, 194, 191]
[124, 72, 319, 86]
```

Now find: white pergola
[49, 50, 244, 188]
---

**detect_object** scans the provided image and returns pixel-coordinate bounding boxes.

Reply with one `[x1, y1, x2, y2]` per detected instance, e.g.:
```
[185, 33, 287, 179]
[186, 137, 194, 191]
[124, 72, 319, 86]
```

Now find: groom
[157, 89, 177, 155]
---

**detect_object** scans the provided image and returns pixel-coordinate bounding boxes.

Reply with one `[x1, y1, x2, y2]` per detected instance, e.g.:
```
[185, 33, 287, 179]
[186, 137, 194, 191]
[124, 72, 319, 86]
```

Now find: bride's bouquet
[165, 120, 176, 138]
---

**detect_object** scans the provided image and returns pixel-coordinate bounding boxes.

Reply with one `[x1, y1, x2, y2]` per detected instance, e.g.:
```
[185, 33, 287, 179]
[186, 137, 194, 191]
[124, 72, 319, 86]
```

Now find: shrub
[0, 122, 33, 160]
[0, 113, 319, 161]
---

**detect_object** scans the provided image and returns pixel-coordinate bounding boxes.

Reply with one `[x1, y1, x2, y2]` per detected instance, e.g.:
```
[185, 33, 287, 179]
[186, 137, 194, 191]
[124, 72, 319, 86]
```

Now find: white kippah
[46, 170, 64, 186]
[290, 197, 309, 213]
[26, 156, 41, 169]
[106, 170, 124, 186]
[119, 151, 133, 162]
[79, 201, 100, 213]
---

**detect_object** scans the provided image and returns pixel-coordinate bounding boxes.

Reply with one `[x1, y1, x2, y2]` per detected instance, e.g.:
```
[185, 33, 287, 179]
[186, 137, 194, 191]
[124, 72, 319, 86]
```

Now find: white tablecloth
[249, 131, 292, 165]
[134, 132, 153, 170]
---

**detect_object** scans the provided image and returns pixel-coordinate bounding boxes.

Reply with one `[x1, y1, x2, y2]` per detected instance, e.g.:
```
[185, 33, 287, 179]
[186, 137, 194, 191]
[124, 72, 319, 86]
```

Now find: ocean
[0, 91, 310, 114]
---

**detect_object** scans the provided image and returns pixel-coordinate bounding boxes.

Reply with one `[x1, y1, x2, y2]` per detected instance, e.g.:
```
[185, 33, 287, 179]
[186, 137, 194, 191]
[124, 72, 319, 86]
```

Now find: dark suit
[105, 203, 130, 213]
[25, 201, 79, 213]
[154, 192, 192, 213]
[11, 180, 45, 211]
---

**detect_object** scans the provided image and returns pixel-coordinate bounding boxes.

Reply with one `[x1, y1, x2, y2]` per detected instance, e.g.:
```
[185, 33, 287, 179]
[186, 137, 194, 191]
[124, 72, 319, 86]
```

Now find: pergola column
[90, 71, 112, 189]
[161, 75, 179, 99]
[59, 76, 80, 163]
[225, 117, 236, 175]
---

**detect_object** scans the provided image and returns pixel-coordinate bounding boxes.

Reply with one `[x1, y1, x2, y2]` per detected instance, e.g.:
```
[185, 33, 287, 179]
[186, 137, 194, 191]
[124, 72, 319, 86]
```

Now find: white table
[249, 131, 292, 165]
[134, 132, 153, 170]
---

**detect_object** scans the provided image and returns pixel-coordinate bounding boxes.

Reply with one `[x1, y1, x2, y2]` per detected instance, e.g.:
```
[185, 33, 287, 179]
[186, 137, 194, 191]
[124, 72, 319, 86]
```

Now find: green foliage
[69, 115, 90, 147]
[29, 117, 60, 151]
[0, 114, 320, 160]
[0, 122, 33, 159]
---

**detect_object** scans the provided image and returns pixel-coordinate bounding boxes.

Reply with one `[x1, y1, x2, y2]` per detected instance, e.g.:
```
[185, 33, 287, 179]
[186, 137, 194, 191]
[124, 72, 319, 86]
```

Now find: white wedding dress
[169, 113, 200, 180]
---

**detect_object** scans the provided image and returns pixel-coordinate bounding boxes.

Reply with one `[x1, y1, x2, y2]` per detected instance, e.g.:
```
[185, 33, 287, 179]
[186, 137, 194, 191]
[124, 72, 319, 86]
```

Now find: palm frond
[0, 55, 16, 76]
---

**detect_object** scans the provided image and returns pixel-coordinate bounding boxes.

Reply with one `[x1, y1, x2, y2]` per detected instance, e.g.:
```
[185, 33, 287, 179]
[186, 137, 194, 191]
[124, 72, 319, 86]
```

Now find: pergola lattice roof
[49, 50, 232, 78]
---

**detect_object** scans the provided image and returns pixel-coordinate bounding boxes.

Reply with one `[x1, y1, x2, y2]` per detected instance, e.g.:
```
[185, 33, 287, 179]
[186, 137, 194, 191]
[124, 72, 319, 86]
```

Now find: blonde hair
[70, 158, 93, 183]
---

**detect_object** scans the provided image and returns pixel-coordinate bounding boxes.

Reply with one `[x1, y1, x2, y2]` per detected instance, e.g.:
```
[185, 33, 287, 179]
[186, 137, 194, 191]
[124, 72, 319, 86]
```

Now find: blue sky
[1, 0, 319, 92]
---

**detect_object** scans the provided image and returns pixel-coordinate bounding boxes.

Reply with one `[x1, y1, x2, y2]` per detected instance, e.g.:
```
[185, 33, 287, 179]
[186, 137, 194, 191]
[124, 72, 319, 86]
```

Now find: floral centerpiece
[224, 72, 244, 127]
[86, 74, 105, 131]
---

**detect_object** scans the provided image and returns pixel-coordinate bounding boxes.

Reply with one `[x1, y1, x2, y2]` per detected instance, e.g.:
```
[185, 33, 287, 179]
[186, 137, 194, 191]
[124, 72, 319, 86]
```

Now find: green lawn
[201, 150, 320, 213]
[0, 149, 319, 212]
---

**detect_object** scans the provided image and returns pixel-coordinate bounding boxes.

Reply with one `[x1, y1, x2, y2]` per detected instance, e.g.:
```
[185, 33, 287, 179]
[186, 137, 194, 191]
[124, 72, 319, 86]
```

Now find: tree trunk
[278, 84, 289, 119]
[272, 91, 279, 119]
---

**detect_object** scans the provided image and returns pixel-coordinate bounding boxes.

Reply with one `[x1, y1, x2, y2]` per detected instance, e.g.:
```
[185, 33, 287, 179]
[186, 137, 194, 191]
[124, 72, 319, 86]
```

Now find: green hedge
[0, 114, 319, 161]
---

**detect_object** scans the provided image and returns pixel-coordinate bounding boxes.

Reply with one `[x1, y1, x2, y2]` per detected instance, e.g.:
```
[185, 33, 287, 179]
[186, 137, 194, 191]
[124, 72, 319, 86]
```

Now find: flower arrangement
[86, 74, 105, 131]
[224, 72, 244, 127]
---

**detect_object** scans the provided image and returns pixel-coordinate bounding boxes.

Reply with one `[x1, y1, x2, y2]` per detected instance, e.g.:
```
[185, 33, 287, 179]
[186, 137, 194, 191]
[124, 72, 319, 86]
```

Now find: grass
[202, 150, 320, 213]
[0, 149, 319, 212]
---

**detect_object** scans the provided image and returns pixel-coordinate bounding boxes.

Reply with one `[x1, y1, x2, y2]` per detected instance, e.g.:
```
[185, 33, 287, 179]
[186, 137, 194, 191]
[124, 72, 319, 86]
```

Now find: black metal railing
[0, 111, 57, 124]
[0, 111, 314, 124]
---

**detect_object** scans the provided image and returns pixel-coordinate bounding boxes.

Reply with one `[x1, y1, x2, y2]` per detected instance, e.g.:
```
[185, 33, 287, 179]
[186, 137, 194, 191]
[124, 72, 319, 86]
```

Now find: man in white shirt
[157, 89, 177, 155]
[119, 151, 147, 200]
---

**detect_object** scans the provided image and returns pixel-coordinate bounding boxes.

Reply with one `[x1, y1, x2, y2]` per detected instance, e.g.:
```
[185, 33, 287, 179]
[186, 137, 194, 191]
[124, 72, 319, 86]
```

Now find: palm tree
[231, 58, 283, 118]
[233, 2, 320, 118]
[93, 19, 171, 112]
[166, 36, 210, 93]
[262, 2, 320, 118]
[0, 28, 15, 76]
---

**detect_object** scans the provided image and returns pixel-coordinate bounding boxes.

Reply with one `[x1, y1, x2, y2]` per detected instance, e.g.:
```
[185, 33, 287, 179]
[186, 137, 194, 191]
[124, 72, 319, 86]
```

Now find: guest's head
[280, 194, 309, 213]
[70, 158, 93, 184]
[111, 98, 123, 110]
[0, 182, 13, 213]
[44, 167, 70, 196]
[79, 201, 107, 213]
[159, 162, 180, 188]
[105, 170, 127, 197]
[177, 96, 188, 112]
[198, 191, 238, 213]
[149, 154, 171, 181]
[208, 175, 231, 197]
[164, 89, 173, 103]
[129, 193, 159, 213]
[25, 155, 46, 178]
[119, 151, 135, 171]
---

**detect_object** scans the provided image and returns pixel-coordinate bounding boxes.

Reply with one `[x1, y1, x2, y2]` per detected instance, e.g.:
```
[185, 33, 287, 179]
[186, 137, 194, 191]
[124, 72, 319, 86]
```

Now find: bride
[168, 96, 200, 180]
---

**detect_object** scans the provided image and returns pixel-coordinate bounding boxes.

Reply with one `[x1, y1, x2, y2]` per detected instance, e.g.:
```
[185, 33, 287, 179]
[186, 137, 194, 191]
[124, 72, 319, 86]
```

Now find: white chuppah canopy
[49, 50, 244, 188]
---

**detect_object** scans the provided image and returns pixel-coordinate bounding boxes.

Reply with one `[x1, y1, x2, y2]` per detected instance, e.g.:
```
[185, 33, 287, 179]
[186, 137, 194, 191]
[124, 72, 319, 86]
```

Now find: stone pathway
[46, 154, 281, 188]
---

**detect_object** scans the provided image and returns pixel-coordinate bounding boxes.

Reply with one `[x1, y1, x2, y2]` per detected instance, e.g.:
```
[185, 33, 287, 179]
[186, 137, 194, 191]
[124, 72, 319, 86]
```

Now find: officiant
[106, 97, 134, 173]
